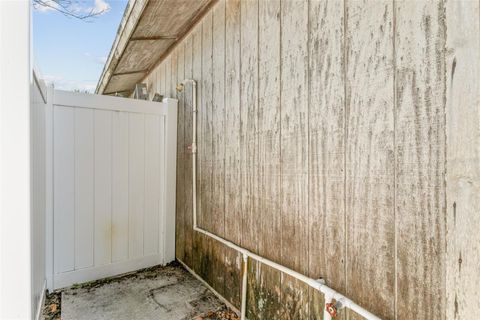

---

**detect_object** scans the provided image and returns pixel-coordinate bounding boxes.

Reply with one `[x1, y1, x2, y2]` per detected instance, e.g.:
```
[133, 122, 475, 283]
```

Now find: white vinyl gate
[46, 90, 177, 290]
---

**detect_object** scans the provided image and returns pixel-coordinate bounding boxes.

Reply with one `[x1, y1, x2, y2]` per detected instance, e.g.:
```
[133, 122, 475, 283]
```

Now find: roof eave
[95, 0, 149, 95]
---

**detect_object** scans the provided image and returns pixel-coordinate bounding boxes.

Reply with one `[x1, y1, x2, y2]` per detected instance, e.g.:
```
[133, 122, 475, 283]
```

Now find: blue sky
[33, 0, 128, 92]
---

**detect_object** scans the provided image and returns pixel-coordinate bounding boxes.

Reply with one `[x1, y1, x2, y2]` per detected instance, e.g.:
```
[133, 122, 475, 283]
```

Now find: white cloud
[93, 0, 110, 14]
[44, 75, 97, 93]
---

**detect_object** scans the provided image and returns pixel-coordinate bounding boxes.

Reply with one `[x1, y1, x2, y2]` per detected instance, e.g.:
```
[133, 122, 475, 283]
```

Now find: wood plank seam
[343, 0, 348, 312]
[392, 0, 397, 318]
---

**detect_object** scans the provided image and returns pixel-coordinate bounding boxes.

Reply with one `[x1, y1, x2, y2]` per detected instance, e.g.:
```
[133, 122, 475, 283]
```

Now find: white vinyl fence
[31, 70, 48, 320]
[46, 90, 177, 290]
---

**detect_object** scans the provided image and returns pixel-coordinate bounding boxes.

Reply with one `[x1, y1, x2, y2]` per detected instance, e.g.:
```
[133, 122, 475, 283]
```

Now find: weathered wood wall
[143, 0, 479, 319]
[445, 1, 480, 320]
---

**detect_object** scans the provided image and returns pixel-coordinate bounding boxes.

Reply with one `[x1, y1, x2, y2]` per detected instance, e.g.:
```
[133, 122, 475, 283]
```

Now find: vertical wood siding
[307, 1, 345, 318]
[176, 41, 186, 263]
[445, 1, 480, 320]
[212, 0, 227, 298]
[183, 33, 194, 270]
[395, 2, 446, 319]
[280, 1, 310, 318]
[345, 1, 395, 319]
[224, 0, 242, 306]
[145, 0, 478, 318]
[191, 22, 206, 286]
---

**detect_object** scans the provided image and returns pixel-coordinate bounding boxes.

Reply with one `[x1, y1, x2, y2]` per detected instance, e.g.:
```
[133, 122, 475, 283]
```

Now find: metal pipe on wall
[177, 80, 382, 320]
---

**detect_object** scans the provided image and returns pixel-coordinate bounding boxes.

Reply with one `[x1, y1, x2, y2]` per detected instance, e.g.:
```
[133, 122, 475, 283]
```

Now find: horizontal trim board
[104, 91, 133, 96]
[103, 89, 134, 95]
[131, 36, 178, 41]
[112, 70, 148, 76]
[53, 254, 168, 290]
[53, 90, 169, 115]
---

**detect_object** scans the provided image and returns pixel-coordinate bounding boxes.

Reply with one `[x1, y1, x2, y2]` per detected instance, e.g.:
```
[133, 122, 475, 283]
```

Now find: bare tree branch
[32, 0, 107, 20]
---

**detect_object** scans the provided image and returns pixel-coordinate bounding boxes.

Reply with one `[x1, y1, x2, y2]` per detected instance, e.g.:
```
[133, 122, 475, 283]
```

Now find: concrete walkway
[61, 263, 225, 320]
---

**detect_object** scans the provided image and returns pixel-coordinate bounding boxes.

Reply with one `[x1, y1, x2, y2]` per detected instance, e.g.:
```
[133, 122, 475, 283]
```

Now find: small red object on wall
[326, 302, 337, 318]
